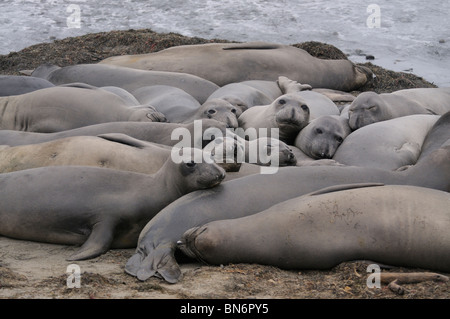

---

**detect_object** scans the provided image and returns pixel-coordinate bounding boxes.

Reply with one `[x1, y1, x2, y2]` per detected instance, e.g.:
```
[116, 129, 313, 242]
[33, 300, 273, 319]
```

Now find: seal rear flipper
[66, 220, 115, 261]
[128, 244, 182, 284]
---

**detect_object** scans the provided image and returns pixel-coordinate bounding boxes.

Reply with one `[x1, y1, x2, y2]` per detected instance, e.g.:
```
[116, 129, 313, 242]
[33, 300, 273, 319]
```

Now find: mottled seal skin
[295, 115, 351, 159]
[238, 93, 310, 144]
[0, 86, 166, 133]
[0, 75, 55, 96]
[179, 185, 450, 273]
[0, 148, 226, 261]
[333, 115, 440, 170]
[347, 88, 450, 130]
[125, 145, 450, 283]
[0, 119, 228, 148]
[99, 42, 373, 91]
[0, 133, 171, 174]
[32, 63, 219, 104]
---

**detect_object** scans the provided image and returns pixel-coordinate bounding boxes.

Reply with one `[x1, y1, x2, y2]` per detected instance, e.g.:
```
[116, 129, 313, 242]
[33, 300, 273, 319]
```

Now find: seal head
[348, 92, 389, 130]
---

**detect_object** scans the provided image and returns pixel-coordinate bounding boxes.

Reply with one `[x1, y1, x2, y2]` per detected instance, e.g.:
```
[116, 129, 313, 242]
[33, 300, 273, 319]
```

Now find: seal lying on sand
[0, 133, 171, 174]
[179, 184, 450, 273]
[0, 148, 225, 261]
[333, 115, 440, 170]
[99, 41, 373, 91]
[346, 88, 450, 130]
[125, 145, 450, 283]
[0, 86, 166, 133]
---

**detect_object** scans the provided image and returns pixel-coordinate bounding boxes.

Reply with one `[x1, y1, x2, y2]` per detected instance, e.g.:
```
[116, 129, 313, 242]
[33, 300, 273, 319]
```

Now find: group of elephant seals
[99, 41, 373, 91]
[333, 115, 440, 170]
[0, 75, 54, 96]
[0, 119, 228, 148]
[125, 145, 450, 283]
[32, 63, 219, 104]
[295, 115, 351, 159]
[0, 148, 225, 261]
[0, 133, 171, 174]
[346, 88, 450, 130]
[179, 184, 450, 273]
[238, 93, 310, 143]
[0, 86, 166, 133]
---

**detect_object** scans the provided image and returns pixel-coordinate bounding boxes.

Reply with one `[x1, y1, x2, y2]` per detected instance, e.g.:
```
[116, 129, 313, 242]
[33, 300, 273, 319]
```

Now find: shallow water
[1, 0, 449, 86]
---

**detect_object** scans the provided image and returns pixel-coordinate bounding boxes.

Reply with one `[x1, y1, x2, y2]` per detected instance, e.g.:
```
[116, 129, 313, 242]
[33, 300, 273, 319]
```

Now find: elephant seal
[333, 115, 440, 170]
[0, 75, 55, 96]
[285, 91, 340, 120]
[238, 93, 310, 144]
[294, 115, 351, 159]
[206, 82, 275, 112]
[0, 119, 227, 148]
[32, 63, 219, 104]
[347, 88, 450, 130]
[0, 148, 225, 261]
[99, 42, 373, 91]
[205, 136, 297, 168]
[132, 86, 240, 127]
[0, 133, 172, 174]
[0, 86, 166, 133]
[132, 85, 202, 122]
[125, 145, 450, 283]
[179, 184, 450, 273]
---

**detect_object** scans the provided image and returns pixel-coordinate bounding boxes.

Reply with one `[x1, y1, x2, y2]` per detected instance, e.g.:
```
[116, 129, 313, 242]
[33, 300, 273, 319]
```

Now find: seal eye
[301, 104, 309, 111]
[185, 161, 197, 168]
[278, 99, 286, 105]
[368, 105, 377, 111]
[231, 108, 237, 114]
[207, 109, 217, 114]
[335, 136, 343, 143]
[316, 128, 323, 134]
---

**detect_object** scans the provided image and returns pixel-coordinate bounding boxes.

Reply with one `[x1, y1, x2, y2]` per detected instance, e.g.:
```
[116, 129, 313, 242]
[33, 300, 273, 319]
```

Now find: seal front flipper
[66, 219, 116, 261]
